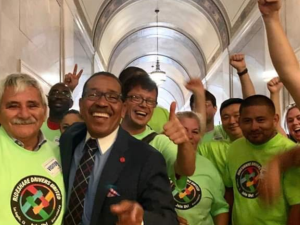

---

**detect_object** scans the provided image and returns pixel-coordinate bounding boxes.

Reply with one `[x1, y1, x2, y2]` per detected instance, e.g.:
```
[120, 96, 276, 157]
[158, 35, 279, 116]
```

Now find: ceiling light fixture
[150, 9, 166, 86]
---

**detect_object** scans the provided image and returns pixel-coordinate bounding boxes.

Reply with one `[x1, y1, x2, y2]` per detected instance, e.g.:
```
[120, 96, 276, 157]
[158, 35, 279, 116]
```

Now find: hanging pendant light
[150, 9, 166, 86]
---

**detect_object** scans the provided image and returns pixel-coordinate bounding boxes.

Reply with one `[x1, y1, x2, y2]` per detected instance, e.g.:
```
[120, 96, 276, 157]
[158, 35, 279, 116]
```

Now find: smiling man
[121, 75, 196, 186]
[41, 83, 73, 144]
[198, 98, 244, 183]
[60, 72, 178, 225]
[0, 73, 65, 225]
[224, 95, 300, 225]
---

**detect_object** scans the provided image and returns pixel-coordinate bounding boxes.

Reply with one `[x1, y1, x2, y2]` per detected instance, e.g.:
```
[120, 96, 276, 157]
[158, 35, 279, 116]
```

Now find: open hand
[185, 78, 205, 96]
[259, 156, 281, 205]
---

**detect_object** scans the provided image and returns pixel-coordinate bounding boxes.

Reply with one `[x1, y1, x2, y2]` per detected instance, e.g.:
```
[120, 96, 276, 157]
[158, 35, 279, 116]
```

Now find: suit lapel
[60, 122, 87, 190]
[90, 128, 129, 224]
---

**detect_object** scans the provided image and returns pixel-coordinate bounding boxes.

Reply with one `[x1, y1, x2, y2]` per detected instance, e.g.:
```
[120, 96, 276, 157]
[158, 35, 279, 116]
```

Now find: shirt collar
[12, 131, 47, 151]
[85, 126, 119, 154]
[47, 118, 60, 130]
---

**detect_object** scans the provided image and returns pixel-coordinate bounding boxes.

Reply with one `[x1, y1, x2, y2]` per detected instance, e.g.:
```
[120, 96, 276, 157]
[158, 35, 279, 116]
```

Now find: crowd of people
[0, 1, 300, 225]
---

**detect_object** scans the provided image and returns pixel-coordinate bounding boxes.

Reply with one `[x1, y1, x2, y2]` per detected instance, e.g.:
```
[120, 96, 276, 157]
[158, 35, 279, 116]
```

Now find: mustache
[249, 132, 261, 135]
[12, 118, 37, 125]
[89, 107, 112, 115]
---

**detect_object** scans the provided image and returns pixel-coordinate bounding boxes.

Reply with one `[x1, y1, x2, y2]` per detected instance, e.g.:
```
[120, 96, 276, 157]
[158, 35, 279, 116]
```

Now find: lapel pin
[119, 157, 125, 163]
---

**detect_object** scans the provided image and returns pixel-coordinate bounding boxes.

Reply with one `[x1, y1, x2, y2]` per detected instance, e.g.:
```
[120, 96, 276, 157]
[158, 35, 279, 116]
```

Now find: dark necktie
[63, 138, 98, 225]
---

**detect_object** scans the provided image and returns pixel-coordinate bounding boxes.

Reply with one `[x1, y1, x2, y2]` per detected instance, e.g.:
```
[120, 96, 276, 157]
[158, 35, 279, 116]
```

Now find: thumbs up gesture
[163, 102, 189, 145]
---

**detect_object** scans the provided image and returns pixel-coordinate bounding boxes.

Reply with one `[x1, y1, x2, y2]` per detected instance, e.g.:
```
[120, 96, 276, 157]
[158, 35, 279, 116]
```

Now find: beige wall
[0, 0, 100, 103]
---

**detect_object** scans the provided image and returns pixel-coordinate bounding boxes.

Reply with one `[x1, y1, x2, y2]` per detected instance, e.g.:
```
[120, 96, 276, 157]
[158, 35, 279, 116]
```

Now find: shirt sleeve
[198, 143, 209, 157]
[223, 151, 233, 188]
[210, 167, 229, 216]
[151, 135, 187, 190]
[283, 167, 300, 205]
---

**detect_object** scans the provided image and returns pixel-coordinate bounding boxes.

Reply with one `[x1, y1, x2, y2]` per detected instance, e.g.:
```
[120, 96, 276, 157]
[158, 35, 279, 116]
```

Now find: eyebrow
[6, 101, 19, 105]
[6, 100, 40, 104]
[87, 88, 119, 93]
[27, 100, 40, 104]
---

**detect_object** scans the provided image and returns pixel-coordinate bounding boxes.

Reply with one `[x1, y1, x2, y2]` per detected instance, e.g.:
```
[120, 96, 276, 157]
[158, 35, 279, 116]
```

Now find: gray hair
[0, 73, 47, 106]
[176, 111, 201, 131]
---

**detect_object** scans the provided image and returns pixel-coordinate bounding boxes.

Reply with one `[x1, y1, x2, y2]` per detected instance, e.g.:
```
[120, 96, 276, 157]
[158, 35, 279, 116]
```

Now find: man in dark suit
[60, 72, 178, 225]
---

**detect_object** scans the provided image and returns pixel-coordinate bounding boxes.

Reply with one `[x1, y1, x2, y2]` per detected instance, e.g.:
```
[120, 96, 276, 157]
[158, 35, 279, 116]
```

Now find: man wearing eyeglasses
[41, 83, 73, 144]
[60, 72, 178, 225]
[121, 75, 196, 188]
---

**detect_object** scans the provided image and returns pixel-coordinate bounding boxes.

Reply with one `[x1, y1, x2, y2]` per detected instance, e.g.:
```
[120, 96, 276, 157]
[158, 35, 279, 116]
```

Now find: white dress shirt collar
[85, 127, 119, 154]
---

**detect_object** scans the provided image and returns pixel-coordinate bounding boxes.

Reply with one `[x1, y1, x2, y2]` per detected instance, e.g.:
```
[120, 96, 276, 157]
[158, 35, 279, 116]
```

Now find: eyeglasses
[83, 91, 122, 103]
[126, 95, 157, 107]
[48, 90, 71, 99]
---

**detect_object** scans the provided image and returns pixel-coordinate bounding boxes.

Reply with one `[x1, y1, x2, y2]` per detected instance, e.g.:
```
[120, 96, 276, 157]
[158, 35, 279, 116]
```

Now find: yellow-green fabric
[41, 122, 61, 145]
[133, 126, 187, 189]
[198, 140, 230, 184]
[172, 154, 229, 225]
[148, 106, 169, 133]
[224, 133, 300, 225]
[201, 125, 229, 143]
[0, 127, 65, 225]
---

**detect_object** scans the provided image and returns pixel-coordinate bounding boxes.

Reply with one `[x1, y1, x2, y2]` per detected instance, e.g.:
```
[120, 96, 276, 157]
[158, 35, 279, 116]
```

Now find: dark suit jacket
[60, 123, 178, 225]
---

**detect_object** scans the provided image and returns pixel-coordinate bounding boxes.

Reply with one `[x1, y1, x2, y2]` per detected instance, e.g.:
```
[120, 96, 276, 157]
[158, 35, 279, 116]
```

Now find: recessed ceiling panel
[220, 0, 249, 25]
[110, 35, 201, 78]
[99, 0, 220, 65]
[78, 0, 105, 28]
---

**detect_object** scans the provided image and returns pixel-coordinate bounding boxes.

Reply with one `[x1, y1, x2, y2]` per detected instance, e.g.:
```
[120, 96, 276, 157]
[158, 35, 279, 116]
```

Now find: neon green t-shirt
[148, 106, 169, 133]
[133, 126, 186, 188]
[198, 140, 230, 184]
[41, 122, 61, 145]
[0, 127, 65, 225]
[201, 125, 229, 143]
[224, 133, 300, 225]
[172, 154, 229, 225]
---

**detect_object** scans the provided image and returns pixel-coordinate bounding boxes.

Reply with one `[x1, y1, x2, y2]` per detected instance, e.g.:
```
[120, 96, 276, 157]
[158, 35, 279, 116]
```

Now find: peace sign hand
[64, 64, 83, 92]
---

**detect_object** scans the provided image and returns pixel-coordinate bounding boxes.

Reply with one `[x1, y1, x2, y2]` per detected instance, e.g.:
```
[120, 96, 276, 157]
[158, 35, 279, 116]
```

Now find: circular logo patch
[11, 176, 62, 225]
[171, 179, 201, 210]
[236, 161, 261, 199]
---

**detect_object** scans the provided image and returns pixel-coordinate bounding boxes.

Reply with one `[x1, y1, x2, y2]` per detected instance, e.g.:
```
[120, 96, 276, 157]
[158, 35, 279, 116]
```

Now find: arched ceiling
[74, 0, 257, 109]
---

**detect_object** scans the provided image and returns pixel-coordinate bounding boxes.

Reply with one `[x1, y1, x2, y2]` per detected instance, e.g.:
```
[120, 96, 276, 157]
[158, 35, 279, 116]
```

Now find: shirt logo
[171, 179, 201, 210]
[236, 161, 262, 199]
[11, 176, 62, 225]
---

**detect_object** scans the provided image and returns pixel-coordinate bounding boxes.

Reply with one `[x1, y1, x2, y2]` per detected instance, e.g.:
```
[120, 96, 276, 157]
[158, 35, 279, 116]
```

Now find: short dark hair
[62, 109, 82, 119]
[206, 90, 216, 107]
[190, 89, 216, 110]
[122, 75, 158, 100]
[119, 67, 148, 84]
[239, 95, 275, 115]
[220, 98, 243, 115]
[81, 72, 121, 98]
[49, 82, 72, 96]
